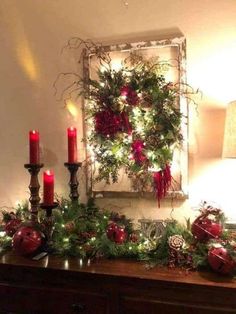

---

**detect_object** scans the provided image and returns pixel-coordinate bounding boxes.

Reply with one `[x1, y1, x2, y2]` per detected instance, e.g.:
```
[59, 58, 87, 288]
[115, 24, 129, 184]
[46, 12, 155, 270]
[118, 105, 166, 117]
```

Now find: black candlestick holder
[24, 163, 44, 223]
[40, 202, 59, 244]
[64, 162, 82, 202]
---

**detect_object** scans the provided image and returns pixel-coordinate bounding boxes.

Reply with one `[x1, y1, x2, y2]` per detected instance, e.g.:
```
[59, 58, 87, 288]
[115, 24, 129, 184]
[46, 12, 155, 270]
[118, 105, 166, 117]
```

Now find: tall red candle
[29, 130, 40, 164]
[43, 170, 54, 205]
[67, 127, 77, 163]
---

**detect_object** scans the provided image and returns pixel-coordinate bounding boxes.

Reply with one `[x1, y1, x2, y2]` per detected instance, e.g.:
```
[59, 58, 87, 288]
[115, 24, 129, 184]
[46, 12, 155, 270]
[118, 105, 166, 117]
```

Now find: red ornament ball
[4, 219, 21, 237]
[208, 222, 223, 238]
[12, 226, 43, 256]
[208, 247, 236, 275]
[106, 222, 127, 244]
[191, 217, 222, 242]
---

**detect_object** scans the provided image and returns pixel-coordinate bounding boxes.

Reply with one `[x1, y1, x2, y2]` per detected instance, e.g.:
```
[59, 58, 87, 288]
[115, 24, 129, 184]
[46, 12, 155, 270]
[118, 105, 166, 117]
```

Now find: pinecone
[168, 235, 185, 250]
[146, 134, 161, 147]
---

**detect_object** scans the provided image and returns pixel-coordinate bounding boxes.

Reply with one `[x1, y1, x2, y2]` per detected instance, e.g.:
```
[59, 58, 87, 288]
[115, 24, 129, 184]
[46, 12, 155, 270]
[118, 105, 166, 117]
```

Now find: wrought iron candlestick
[40, 202, 58, 244]
[64, 162, 82, 202]
[24, 163, 44, 223]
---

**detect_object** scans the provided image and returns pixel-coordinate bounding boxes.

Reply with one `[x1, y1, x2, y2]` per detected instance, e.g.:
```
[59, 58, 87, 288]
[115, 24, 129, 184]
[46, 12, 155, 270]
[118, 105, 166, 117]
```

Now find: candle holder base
[40, 202, 59, 245]
[64, 162, 82, 202]
[24, 163, 44, 223]
[24, 163, 44, 169]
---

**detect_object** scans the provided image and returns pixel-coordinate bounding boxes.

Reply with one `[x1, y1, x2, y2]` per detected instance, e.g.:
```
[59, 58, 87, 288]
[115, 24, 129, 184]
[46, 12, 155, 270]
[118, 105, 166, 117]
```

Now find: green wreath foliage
[85, 51, 184, 192]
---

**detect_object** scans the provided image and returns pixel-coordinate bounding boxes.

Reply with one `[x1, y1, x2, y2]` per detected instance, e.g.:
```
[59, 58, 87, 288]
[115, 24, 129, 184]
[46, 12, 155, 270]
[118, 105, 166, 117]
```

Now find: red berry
[129, 233, 138, 243]
[4, 219, 21, 237]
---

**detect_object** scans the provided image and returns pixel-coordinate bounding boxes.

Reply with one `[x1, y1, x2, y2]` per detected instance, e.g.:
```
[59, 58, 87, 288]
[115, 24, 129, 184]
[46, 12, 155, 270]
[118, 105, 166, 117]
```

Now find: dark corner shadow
[198, 267, 235, 284]
[88, 27, 184, 45]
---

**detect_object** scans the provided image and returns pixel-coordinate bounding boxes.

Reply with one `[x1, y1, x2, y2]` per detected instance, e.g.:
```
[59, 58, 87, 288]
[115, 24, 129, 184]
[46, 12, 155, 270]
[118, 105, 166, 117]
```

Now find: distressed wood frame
[82, 37, 188, 200]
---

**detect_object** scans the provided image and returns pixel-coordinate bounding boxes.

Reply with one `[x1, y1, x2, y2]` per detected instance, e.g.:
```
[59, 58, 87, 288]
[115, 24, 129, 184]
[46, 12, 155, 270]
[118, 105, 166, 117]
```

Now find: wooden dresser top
[0, 251, 235, 289]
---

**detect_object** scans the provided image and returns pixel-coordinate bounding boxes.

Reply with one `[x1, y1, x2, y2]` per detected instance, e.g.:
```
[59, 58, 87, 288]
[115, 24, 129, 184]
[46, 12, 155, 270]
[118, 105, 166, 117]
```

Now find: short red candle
[43, 170, 54, 205]
[29, 130, 40, 164]
[67, 127, 77, 163]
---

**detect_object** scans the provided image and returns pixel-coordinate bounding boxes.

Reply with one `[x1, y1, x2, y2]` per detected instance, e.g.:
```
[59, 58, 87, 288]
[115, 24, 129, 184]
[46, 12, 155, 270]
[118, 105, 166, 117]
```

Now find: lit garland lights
[0, 199, 145, 259]
[0, 200, 236, 276]
[84, 49, 185, 205]
[51, 198, 142, 259]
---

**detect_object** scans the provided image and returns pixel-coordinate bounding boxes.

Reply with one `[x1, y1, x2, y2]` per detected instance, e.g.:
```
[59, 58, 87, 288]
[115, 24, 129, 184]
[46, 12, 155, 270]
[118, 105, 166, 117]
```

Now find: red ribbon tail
[153, 164, 171, 207]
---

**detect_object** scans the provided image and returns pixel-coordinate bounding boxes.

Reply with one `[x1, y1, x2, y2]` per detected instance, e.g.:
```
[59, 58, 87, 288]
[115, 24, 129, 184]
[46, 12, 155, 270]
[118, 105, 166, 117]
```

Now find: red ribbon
[153, 164, 171, 207]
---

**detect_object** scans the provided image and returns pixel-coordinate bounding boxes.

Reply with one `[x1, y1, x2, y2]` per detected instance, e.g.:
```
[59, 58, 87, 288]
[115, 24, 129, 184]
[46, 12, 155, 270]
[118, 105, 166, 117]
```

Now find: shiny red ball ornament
[208, 222, 223, 238]
[4, 219, 21, 237]
[191, 217, 222, 242]
[106, 222, 127, 244]
[208, 247, 236, 275]
[12, 226, 43, 256]
[106, 222, 117, 240]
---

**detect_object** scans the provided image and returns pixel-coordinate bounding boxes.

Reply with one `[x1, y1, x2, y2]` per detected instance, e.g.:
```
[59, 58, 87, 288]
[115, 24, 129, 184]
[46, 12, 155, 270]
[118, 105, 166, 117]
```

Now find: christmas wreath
[54, 39, 197, 204]
[84, 49, 185, 204]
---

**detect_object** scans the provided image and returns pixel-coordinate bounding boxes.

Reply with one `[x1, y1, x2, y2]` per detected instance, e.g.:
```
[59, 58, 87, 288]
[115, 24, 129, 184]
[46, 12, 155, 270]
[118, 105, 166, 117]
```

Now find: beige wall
[0, 0, 236, 223]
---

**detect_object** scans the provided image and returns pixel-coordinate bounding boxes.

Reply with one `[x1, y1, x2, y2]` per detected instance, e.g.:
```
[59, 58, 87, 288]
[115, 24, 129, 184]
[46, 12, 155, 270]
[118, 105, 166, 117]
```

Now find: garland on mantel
[54, 38, 197, 205]
[0, 200, 236, 276]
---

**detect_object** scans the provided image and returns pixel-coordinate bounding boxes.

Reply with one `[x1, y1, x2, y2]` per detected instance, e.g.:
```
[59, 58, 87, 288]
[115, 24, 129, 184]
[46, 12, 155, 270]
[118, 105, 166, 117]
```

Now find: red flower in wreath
[132, 139, 144, 153]
[95, 109, 132, 137]
[131, 139, 147, 165]
[120, 85, 139, 106]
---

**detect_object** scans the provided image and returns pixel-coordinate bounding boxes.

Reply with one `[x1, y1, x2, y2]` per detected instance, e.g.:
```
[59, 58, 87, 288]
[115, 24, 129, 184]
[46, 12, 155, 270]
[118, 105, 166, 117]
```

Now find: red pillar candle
[29, 130, 40, 164]
[43, 170, 54, 205]
[67, 127, 77, 163]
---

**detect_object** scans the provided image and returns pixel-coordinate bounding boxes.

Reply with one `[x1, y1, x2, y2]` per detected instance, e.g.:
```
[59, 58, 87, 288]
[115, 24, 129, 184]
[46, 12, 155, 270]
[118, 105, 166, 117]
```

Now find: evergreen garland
[0, 200, 235, 276]
[51, 198, 141, 259]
